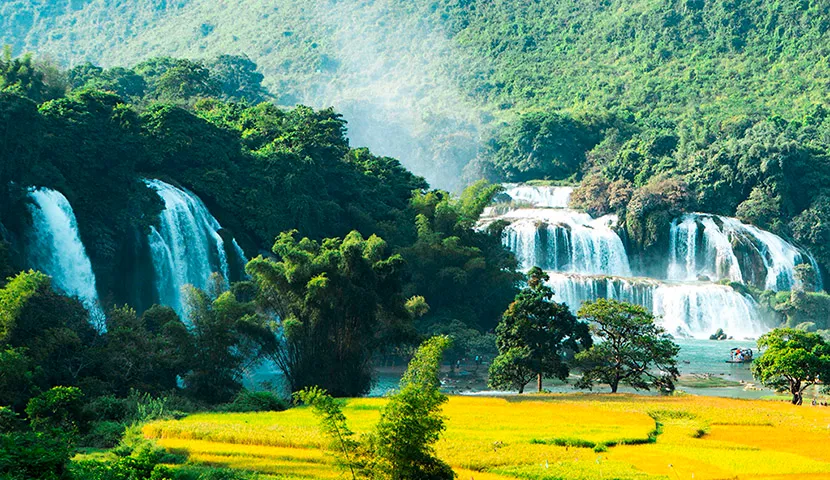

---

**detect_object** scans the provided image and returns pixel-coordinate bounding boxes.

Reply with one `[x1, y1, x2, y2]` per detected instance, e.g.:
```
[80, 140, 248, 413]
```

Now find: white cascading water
[145, 179, 235, 318]
[492, 185, 778, 339]
[26, 188, 105, 325]
[668, 213, 822, 291]
[502, 184, 574, 208]
[547, 273, 766, 339]
[499, 209, 631, 276]
[652, 283, 766, 339]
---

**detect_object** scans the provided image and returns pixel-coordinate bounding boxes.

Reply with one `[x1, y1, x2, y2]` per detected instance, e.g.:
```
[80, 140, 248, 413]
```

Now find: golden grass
[145, 394, 830, 479]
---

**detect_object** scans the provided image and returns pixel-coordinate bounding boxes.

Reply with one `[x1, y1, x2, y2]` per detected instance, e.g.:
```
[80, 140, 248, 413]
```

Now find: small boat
[726, 347, 753, 363]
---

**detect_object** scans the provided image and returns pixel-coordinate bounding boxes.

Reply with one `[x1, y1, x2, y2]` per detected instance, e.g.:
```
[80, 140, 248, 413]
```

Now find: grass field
[144, 394, 830, 479]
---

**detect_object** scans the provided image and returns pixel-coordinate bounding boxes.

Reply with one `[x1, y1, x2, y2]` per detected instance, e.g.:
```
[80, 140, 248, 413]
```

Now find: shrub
[0, 429, 73, 480]
[83, 420, 125, 448]
[218, 390, 288, 413]
[25, 386, 85, 433]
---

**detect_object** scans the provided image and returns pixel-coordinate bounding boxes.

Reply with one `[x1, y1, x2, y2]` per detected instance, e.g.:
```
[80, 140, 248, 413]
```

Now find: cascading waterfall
[491, 184, 784, 338]
[26, 187, 104, 324]
[546, 274, 766, 339]
[668, 213, 822, 291]
[500, 209, 631, 276]
[652, 284, 766, 339]
[145, 179, 239, 318]
[502, 184, 574, 208]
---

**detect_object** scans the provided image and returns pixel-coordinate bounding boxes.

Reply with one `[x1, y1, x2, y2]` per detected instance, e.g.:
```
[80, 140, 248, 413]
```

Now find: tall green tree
[182, 278, 274, 404]
[373, 335, 454, 480]
[488, 267, 591, 393]
[576, 299, 680, 394]
[247, 230, 418, 397]
[752, 328, 830, 405]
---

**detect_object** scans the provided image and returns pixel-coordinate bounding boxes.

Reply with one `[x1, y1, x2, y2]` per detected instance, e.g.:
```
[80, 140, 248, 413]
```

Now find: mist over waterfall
[145, 179, 242, 318]
[26, 188, 104, 323]
[490, 185, 779, 339]
[668, 213, 822, 291]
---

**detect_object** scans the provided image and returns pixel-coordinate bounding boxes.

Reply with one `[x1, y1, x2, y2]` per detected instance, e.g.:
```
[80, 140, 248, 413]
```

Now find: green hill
[5, 1, 826, 186]
[3, 0, 830, 269]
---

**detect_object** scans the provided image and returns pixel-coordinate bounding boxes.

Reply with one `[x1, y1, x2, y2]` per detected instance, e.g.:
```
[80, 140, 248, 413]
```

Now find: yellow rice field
[144, 394, 830, 479]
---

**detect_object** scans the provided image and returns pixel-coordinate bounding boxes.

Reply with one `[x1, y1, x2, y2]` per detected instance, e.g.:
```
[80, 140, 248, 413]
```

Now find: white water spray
[26, 188, 104, 325]
[145, 179, 233, 318]
[668, 213, 822, 291]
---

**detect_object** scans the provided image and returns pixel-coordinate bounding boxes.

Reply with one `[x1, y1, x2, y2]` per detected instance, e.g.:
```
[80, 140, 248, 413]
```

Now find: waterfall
[499, 209, 630, 276]
[502, 184, 574, 208]
[547, 273, 655, 312]
[546, 273, 765, 339]
[652, 284, 766, 339]
[667, 213, 822, 291]
[493, 183, 780, 339]
[145, 179, 234, 318]
[26, 188, 104, 324]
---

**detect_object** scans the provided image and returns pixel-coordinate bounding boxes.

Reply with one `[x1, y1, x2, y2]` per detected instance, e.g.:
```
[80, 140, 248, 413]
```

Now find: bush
[25, 386, 85, 433]
[218, 390, 288, 413]
[0, 429, 73, 480]
[82, 420, 125, 448]
[85, 395, 129, 423]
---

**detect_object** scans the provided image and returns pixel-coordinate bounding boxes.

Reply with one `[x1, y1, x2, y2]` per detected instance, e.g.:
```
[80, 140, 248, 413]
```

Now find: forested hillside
[2, 1, 829, 185]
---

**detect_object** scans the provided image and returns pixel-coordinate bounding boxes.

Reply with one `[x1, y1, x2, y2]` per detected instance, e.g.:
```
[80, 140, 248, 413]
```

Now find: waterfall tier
[546, 273, 767, 339]
[26, 188, 104, 324]
[496, 209, 631, 276]
[145, 179, 241, 318]
[668, 213, 822, 291]
[501, 184, 574, 208]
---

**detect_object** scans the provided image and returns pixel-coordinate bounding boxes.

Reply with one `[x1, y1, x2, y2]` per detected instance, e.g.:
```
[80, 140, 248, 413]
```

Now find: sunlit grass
[145, 394, 830, 479]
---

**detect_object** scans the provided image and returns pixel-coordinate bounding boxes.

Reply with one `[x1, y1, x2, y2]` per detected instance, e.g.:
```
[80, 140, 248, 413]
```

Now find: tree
[100, 305, 190, 397]
[751, 328, 830, 405]
[0, 271, 99, 392]
[488, 267, 591, 393]
[182, 278, 275, 404]
[294, 386, 366, 480]
[209, 54, 269, 104]
[576, 299, 680, 393]
[373, 335, 455, 480]
[296, 336, 454, 480]
[247, 230, 416, 397]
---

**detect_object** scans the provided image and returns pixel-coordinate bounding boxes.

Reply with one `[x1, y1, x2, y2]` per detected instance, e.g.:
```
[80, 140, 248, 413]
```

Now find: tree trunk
[518, 383, 524, 394]
[610, 379, 619, 393]
[791, 380, 802, 405]
[537, 373, 543, 393]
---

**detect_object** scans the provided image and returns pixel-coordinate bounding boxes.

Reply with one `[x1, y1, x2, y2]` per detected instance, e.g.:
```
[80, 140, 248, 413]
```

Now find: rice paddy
[144, 394, 830, 479]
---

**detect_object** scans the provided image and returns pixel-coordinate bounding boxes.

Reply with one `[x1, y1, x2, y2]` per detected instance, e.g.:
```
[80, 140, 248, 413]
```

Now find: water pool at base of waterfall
[246, 339, 783, 400]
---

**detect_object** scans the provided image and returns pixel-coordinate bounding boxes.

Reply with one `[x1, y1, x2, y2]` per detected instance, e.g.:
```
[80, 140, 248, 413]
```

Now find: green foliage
[576, 299, 680, 394]
[404, 187, 521, 332]
[769, 290, 830, 331]
[751, 328, 830, 405]
[294, 387, 365, 479]
[182, 280, 274, 404]
[248, 231, 414, 397]
[373, 335, 455, 480]
[0, 46, 63, 102]
[489, 267, 591, 393]
[484, 111, 601, 181]
[25, 387, 85, 433]
[102, 306, 191, 397]
[0, 271, 97, 396]
[219, 390, 288, 413]
[296, 337, 454, 479]
[0, 427, 73, 480]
